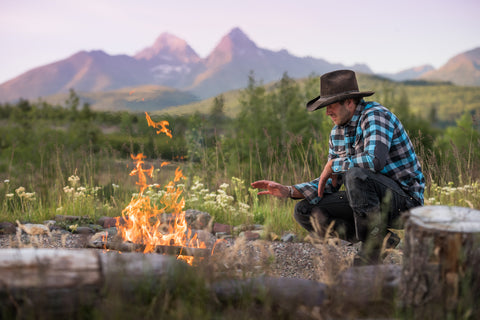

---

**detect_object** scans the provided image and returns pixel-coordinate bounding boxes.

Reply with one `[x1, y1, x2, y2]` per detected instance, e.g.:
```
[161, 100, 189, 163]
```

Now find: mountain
[0, 27, 372, 105]
[380, 65, 434, 81]
[187, 27, 359, 97]
[0, 27, 478, 106]
[0, 50, 153, 101]
[134, 33, 205, 88]
[419, 47, 480, 86]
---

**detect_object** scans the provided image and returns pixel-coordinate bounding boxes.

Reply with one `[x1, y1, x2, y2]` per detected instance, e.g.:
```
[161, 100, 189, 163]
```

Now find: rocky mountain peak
[206, 27, 259, 67]
[134, 32, 200, 64]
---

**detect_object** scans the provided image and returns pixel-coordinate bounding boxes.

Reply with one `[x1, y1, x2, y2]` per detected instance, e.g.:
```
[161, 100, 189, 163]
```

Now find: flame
[145, 112, 172, 138]
[117, 112, 205, 264]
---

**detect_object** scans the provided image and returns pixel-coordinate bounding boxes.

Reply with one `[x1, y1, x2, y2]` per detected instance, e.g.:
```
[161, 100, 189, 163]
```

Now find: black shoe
[385, 232, 400, 249]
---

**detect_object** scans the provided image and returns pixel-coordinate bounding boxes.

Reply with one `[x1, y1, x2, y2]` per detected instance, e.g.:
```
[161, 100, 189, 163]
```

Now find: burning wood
[103, 240, 211, 258]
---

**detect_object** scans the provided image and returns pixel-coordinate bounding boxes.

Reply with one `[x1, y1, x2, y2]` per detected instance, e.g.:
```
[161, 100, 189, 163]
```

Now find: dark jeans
[294, 167, 420, 243]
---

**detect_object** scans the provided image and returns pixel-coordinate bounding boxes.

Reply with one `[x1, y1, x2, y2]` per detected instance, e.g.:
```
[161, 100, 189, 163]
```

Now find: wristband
[287, 186, 294, 198]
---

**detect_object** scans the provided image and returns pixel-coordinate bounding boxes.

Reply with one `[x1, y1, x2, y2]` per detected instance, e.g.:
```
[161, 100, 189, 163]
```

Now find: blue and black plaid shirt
[294, 100, 425, 205]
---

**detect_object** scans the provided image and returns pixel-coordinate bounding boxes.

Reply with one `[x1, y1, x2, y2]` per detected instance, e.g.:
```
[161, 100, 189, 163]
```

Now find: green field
[1, 73, 479, 232]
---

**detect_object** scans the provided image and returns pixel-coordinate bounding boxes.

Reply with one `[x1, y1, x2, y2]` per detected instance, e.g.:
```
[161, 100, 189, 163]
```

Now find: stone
[185, 209, 212, 230]
[213, 223, 233, 234]
[192, 229, 217, 246]
[55, 215, 90, 222]
[97, 216, 119, 228]
[16, 220, 50, 235]
[74, 227, 95, 235]
[0, 222, 16, 235]
[281, 233, 296, 243]
[240, 230, 262, 241]
[88, 231, 110, 248]
[104, 227, 118, 237]
[43, 220, 57, 230]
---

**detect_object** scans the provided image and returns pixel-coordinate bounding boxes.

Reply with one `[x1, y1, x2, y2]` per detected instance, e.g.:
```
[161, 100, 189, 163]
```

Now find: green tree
[66, 89, 79, 112]
[434, 112, 480, 183]
[209, 94, 226, 126]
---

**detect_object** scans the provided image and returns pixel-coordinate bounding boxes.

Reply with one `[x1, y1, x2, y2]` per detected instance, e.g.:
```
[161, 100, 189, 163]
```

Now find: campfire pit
[101, 113, 212, 265]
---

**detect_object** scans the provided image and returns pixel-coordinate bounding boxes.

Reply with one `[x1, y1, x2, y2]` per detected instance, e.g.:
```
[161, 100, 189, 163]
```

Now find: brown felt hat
[306, 70, 374, 111]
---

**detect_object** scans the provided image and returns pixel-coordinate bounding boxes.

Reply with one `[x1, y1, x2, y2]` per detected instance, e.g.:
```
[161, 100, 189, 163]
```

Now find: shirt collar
[337, 100, 366, 129]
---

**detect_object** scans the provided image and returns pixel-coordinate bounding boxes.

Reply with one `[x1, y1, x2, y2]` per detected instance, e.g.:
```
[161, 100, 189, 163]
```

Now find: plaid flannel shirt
[293, 100, 425, 205]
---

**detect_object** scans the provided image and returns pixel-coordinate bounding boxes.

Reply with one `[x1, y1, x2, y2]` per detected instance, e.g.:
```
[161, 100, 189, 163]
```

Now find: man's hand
[318, 160, 338, 198]
[251, 180, 289, 198]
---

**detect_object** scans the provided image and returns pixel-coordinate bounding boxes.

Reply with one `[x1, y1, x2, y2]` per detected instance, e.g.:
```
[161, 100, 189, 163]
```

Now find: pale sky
[1, 0, 479, 84]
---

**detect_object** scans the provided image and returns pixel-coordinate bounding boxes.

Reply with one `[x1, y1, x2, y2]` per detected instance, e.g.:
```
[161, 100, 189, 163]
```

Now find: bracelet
[287, 186, 294, 198]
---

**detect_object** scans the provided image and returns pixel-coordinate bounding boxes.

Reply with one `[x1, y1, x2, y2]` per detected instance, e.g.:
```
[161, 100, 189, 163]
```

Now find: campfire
[115, 112, 207, 265]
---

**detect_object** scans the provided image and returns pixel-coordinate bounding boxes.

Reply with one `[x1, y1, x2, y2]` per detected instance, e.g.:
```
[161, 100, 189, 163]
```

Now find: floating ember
[116, 113, 206, 265]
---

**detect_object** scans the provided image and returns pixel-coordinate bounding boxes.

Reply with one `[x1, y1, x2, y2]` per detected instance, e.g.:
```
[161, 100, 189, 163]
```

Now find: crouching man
[252, 70, 424, 265]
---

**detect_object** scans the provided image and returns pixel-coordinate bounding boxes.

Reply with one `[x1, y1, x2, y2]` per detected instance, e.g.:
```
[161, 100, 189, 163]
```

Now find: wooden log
[328, 265, 402, 318]
[401, 205, 480, 319]
[211, 276, 327, 310]
[103, 240, 211, 257]
[0, 248, 100, 289]
[0, 248, 182, 317]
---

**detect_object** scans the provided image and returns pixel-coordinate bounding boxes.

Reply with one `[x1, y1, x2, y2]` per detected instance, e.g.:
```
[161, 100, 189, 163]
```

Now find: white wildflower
[15, 186, 25, 196]
[24, 192, 36, 201]
[68, 175, 80, 186]
[63, 186, 74, 194]
[219, 183, 229, 190]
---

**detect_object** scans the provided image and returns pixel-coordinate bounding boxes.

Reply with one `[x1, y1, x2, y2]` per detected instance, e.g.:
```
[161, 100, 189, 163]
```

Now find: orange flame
[116, 112, 205, 264]
[145, 112, 172, 138]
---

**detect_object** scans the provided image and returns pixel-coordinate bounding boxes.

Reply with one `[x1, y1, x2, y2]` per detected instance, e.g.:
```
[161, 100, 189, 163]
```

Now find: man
[251, 70, 424, 265]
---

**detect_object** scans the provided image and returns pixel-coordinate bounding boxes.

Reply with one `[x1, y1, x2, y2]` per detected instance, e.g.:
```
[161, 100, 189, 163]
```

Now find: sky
[1, 0, 479, 84]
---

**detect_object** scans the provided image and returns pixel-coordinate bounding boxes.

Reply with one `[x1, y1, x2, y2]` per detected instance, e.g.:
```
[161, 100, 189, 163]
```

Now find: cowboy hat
[306, 70, 374, 111]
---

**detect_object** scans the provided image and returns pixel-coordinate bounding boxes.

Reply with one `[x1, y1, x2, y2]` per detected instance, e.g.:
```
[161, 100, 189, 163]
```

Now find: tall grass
[1, 125, 479, 238]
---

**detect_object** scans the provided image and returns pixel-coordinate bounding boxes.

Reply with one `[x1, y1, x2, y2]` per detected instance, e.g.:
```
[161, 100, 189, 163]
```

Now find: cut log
[0, 248, 100, 289]
[328, 265, 402, 318]
[0, 248, 182, 317]
[211, 276, 327, 309]
[401, 205, 480, 319]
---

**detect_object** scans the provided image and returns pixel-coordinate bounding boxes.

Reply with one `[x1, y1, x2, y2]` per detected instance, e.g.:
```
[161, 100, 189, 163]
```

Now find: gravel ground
[0, 230, 400, 282]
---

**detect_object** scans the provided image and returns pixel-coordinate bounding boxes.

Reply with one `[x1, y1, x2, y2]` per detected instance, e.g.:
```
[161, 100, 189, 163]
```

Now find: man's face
[325, 100, 355, 126]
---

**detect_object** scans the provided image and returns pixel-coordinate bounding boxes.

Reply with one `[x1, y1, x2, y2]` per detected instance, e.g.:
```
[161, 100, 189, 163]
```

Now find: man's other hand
[251, 180, 289, 198]
[318, 160, 338, 198]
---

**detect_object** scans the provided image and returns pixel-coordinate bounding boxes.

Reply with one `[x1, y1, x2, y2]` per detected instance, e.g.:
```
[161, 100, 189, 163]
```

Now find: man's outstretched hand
[251, 180, 289, 198]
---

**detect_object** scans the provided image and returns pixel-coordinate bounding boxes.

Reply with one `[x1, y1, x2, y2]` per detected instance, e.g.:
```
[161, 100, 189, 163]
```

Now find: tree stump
[401, 205, 480, 319]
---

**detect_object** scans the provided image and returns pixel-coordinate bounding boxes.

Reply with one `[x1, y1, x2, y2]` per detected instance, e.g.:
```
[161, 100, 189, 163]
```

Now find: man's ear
[347, 98, 356, 111]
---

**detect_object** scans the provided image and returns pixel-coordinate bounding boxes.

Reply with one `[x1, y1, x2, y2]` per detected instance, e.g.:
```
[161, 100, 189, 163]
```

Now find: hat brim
[306, 91, 375, 112]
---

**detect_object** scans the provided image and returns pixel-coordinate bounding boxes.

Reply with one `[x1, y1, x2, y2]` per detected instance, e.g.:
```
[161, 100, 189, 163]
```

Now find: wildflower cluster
[6, 186, 36, 202]
[56, 174, 119, 217]
[63, 175, 102, 200]
[426, 181, 479, 208]
[186, 177, 252, 223]
[142, 184, 166, 205]
[2, 180, 37, 219]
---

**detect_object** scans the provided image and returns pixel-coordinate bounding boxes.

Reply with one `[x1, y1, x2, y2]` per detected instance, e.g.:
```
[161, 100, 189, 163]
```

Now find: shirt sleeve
[293, 174, 343, 204]
[331, 109, 394, 173]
